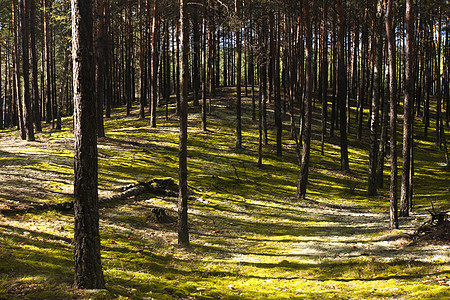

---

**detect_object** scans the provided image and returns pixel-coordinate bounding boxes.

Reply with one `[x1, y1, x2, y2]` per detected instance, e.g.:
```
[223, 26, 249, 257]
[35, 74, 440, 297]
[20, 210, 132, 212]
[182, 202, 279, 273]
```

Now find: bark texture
[72, 0, 105, 288]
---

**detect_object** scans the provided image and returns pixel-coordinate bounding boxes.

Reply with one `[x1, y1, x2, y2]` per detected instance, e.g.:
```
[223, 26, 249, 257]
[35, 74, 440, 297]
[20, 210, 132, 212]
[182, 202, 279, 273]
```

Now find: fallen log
[1, 178, 180, 215]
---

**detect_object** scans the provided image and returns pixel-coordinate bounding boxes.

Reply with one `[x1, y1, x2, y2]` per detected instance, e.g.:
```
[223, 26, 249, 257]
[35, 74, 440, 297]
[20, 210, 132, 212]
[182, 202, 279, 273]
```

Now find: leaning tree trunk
[72, 0, 105, 289]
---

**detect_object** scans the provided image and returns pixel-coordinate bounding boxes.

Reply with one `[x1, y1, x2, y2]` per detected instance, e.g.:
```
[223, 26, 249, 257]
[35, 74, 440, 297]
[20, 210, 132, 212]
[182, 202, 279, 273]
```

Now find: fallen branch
[1, 178, 180, 215]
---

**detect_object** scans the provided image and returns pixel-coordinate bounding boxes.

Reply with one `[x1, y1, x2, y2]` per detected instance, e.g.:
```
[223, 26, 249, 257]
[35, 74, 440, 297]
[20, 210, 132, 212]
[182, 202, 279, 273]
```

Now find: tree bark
[178, 0, 189, 248]
[96, 0, 106, 137]
[386, 0, 398, 229]
[400, 0, 414, 217]
[235, 0, 242, 150]
[138, 0, 146, 119]
[151, 0, 160, 127]
[320, 0, 328, 155]
[336, 0, 349, 172]
[297, 0, 312, 199]
[19, 0, 35, 141]
[72, 0, 105, 288]
[30, 0, 41, 132]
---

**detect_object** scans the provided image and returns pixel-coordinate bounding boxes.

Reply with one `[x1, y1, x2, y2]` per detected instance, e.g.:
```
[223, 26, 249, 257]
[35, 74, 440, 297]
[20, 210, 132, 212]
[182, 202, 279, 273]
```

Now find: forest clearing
[0, 87, 449, 299]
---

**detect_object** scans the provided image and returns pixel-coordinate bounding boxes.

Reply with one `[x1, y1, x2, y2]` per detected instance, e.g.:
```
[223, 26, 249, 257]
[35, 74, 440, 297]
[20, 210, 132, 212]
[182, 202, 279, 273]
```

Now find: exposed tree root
[410, 208, 449, 245]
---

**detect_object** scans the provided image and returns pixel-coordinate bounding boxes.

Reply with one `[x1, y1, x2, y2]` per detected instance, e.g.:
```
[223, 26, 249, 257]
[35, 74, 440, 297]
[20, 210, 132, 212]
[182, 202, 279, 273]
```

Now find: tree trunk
[43, 0, 52, 125]
[400, 0, 414, 217]
[297, 0, 312, 199]
[151, 0, 160, 127]
[320, 0, 328, 155]
[336, 0, 349, 172]
[178, 0, 189, 248]
[19, 0, 35, 141]
[0, 43, 2, 130]
[235, 0, 242, 150]
[96, 0, 106, 137]
[368, 9, 382, 196]
[138, 0, 146, 119]
[357, 8, 369, 141]
[274, 14, 282, 157]
[192, 8, 200, 107]
[201, 0, 207, 131]
[30, 0, 41, 132]
[72, 0, 105, 288]
[386, 0, 398, 229]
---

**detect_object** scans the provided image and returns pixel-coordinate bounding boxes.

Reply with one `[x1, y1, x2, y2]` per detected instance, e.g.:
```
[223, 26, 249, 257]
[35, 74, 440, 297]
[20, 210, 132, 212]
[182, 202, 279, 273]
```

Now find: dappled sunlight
[0, 87, 449, 299]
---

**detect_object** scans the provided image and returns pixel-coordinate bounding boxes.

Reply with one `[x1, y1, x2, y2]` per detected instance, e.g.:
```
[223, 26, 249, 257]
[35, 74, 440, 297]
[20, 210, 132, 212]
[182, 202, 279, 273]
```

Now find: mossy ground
[0, 87, 449, 299]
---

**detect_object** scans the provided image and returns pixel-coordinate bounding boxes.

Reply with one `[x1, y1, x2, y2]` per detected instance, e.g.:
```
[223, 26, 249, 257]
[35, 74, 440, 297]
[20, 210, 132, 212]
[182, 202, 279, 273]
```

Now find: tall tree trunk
[358, 8, 369, 141]
[386, 0, 398, 229]
[96, 0, 106, 137]
[0, 43, 3, 130]
[400, 0, 414, 217]
[201, 0, 207, 131]
[138, 0, 146, 119]
[151, 0, 160, 127]
[19, 0, 35, 141]
[320, 0, 328, 155]
[13, 0, 25, 139]
[336, 0, 349, 172]
[192, 8, 200, 107]
[297, 0, 312, 199]
[235, 0, 242, 150]
[104, 0, 111, 118]
[368, 10, 382, 196]
[30, 0, 41, 132]
[72, 0, 105, 288]
[124, 4, 132, 116]
[176, 20, 180, 115]
[274, 14, 282, 157]
[178, 0, 189, 248]
[43, 0, 52, 125]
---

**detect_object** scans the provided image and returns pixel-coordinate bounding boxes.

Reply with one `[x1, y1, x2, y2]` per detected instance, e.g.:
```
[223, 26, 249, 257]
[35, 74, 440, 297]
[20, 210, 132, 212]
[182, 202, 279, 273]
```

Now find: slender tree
[72, 0, 105, 288]
[19, 0, 35, 141]
[96, 0, 106, 137]
[151, 0, 160, 127]
[30, 0, 41, 132]
[368, 10, 382, 196]
[400, 0, 414, 217]
[178, 0, 189, 248]
[336, 0, 349, 172]
[386, 0, 398, 229]
[297, 0, 312, 199]
[236, 0, 242, 150]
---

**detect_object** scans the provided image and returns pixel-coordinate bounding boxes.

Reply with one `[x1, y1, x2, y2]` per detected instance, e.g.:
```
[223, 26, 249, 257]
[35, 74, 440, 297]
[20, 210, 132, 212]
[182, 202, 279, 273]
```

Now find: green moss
[0, 90, 448, 299]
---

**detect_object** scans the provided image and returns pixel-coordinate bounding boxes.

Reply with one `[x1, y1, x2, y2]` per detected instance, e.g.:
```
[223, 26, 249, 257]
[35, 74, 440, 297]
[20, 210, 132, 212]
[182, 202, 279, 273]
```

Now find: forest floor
[0, 87, 449, 299]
